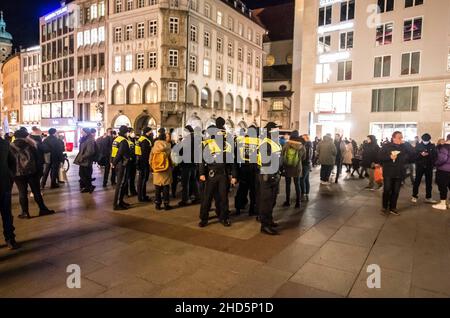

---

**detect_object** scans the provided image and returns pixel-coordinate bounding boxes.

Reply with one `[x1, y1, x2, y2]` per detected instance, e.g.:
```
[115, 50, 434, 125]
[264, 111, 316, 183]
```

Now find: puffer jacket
[435, 142, 450, 172]
[317, 135, 337, 166]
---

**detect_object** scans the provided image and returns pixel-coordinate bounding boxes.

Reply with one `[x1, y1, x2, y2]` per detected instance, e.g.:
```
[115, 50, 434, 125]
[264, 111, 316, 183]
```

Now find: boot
[295, 200, 300, 209]
[432, 200, 447, 211]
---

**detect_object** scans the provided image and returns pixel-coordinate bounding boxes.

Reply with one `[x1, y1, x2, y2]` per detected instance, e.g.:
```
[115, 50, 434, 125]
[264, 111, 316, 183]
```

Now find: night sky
[1, 0, 293, 50]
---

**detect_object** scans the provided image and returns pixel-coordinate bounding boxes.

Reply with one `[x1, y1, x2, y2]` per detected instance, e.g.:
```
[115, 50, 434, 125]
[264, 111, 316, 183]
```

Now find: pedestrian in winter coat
[41, 128, 65, 189]
[150, 129, 173, 210]
[281, 131, 306, 208]
[300, 134, 313, 202]
[431, 134, 450, 210]
[0, 137, 18, 250]
[96, 128, 114, 187]
[343, 141, 354, 172]
[378, 131, 412, 216]
[411, 133, 438, 204]
[334, 134, 347, 183]
[10, 128, 55, 219]
[361, 135, 381, 189]
[74, 128, 97, 193]
[317, 134, 337, 184]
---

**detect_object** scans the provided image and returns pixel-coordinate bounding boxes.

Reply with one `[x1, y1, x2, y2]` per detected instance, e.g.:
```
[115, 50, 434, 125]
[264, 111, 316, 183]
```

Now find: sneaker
[390, 209, 400, 216]
[425, 198, 438, 204]
[365, 186, 375, 191]
[432, 201, 447, 211]
[411, 197, 418, 203]
[380, 208, 389, 216]
[18, 212, 31, 219]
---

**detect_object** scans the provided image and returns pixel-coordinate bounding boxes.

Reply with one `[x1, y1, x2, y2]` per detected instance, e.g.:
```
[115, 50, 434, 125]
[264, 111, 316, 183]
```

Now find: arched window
[236, 96, 243, 112]
[245, 98, 252, 114]
[225, 94, 233, 111]
[144, 81, 158, 104]
[214, 91, 224, 110]
[113, 115, 131, 128]
[187, 113, 203, 129]
[127, 81, 141, 104]
[187, 85, 199, 106]
[201, 87, 211, 108]
[112, 82, 125, 105]
[254, 99, 261, 116]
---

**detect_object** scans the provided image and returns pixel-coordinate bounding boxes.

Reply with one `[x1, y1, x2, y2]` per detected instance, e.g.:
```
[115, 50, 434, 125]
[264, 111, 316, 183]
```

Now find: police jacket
[258, 133, 282, 175]
[111, 135, 131, 167]
[199, 129, 234, 177]
[135, 136, 152, 169]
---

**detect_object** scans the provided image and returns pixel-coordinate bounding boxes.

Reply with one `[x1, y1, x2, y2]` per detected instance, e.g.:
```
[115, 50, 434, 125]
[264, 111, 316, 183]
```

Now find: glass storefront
[371, 122, 417, 143]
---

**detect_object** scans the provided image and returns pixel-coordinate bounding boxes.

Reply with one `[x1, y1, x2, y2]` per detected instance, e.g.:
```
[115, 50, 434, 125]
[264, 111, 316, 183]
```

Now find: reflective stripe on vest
[257, 137, 282, 167]
[236, 136, 259, 162]
[135, 136, 151, 156]
[111, 136, 126, 158]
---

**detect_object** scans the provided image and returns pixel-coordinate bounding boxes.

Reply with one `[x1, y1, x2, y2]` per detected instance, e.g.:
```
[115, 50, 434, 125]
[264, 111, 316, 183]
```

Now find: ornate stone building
[0, 12, 13, 64]
[106, 0, 265, 133]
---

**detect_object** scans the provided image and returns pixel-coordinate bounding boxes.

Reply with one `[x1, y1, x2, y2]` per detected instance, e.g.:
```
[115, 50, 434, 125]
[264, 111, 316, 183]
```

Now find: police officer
[111, 125, 132, 211]
[234, 125, 259, 216]
[136, 127, 153, 202]
[257, 122, 282, 235]
[199, 117, 236, 228]
[127, 128, 138, 197]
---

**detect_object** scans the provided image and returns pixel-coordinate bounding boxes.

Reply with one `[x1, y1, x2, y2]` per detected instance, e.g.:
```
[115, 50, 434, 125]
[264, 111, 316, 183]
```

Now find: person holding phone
[411, 134, 437, 204]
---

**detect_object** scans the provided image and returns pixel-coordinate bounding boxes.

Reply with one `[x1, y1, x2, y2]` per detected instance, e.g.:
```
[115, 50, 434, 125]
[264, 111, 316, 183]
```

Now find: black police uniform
[136, 135, 152, 202]
[111, 135, 131, 210]
[127, 137, 138, 196]
[256, 130, 282, 234]
[199, 128, 234, 226]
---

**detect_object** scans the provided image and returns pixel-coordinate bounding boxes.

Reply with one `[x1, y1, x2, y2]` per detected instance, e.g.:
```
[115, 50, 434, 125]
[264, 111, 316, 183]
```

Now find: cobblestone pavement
[0, 164, 449, 298]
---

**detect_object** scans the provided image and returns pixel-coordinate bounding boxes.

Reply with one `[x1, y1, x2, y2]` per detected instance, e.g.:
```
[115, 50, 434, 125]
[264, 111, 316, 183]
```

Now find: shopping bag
[59, 164, 68, 182]
[374, 166, 383, 184]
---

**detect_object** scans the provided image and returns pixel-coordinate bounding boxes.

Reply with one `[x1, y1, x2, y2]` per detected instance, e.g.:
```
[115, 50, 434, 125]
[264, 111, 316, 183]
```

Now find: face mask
[423, 141, 430, 145]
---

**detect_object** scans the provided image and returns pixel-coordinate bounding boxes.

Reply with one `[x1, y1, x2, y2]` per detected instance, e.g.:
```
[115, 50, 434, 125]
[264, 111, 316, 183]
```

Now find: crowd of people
[1, 119, 449, 251]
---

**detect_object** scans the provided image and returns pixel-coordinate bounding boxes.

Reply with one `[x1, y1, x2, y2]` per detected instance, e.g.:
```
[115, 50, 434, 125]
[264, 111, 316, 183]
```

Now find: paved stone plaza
[0, 165, 449, 298]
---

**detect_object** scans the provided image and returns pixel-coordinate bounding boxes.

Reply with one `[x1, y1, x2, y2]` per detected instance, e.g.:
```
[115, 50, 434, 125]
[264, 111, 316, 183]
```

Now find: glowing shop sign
[320, 0, 345, 6]
[44, 7, 68, 21]
[319, 51, 351, 64]
[318, 21, 354, 34]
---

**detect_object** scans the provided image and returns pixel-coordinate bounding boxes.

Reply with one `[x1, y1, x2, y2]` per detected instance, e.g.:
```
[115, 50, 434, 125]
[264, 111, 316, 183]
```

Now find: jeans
[0, 190, 15, 242]
[285, 177, 300, 203]
[383, 176, 402, 210]
[300, 165, 310, 195]
[15, 174, 49, 214]
[367, 168, 375, 188]
[320, 165, 333, 182]
[412, 165, 433, 199]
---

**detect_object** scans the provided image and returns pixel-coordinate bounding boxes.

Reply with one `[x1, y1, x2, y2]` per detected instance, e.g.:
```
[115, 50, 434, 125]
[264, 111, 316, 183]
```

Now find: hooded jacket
[414, 142, 436, 168]
[317, 135, 337, 166]
[282, 139, 306, 178]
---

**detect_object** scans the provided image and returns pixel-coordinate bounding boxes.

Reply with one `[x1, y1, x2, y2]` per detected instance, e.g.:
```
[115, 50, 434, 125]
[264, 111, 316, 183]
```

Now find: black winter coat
[361, 143, 380, 168]
[43, 135, 65, 163]
[378, 143, 412, 178]
[0, 139, 15, 193]
[414, 142, 436, 168]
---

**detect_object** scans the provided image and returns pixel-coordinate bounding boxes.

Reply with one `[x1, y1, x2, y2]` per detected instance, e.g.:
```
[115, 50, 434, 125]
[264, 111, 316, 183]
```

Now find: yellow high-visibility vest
[236, 136, 260, 163]
[111, 136, 127, 158]
[257, 137, 282, 167]
[135, 136, 151, 156]
[203, 138, 232, 155]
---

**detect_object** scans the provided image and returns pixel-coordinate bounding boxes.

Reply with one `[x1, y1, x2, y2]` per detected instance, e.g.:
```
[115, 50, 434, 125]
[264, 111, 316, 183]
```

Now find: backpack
[285, 146, 300, 167]
[151, 151, 170, 173]
[11, 144, 37, 177]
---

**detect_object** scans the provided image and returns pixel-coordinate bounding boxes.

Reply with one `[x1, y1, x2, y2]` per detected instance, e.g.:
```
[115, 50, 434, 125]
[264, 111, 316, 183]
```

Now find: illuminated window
[272, 100, 284, 111]
[168, 82, 178, 101]
[404, 17, 423, 41]
[203, 59, 211, 76]
[316, 63, 331, 84]
[125, 54, 133, 71]
[217, 11, 223, 25]
[376, 23, 393, 46]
